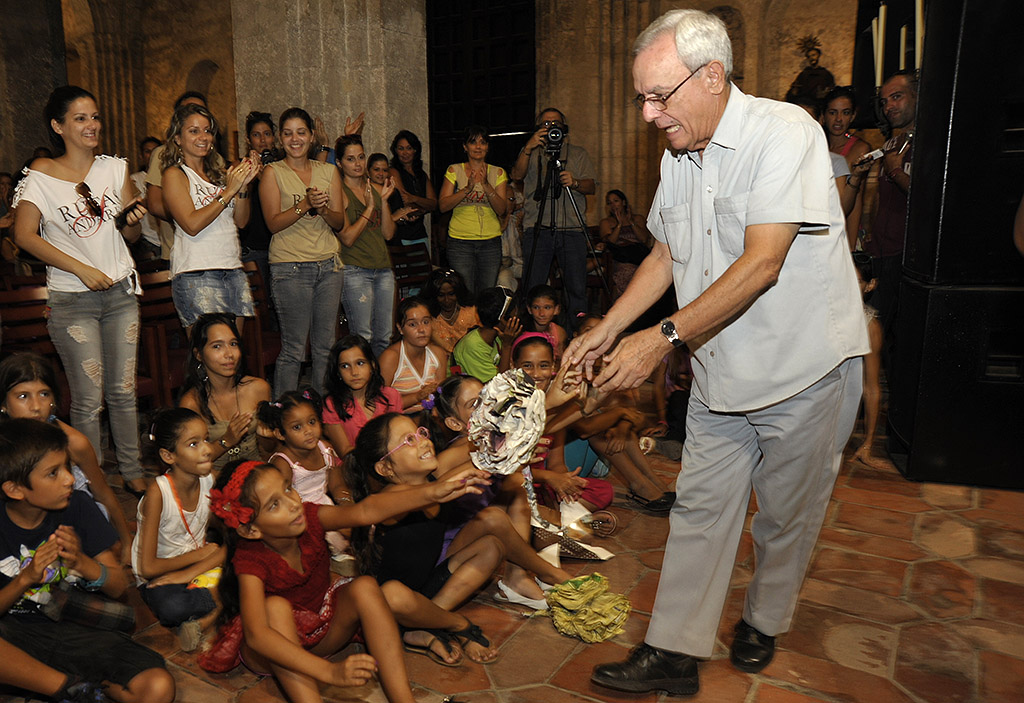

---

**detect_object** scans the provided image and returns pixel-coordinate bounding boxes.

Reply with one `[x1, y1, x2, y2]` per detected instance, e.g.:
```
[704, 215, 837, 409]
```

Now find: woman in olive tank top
[336, 136, 397, 357]
[259, 107, 346, 396]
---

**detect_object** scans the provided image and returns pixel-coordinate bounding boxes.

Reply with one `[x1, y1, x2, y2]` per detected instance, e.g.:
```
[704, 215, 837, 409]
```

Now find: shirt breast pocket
[714, 193, 748, 259]
[660, 203, 691, 266]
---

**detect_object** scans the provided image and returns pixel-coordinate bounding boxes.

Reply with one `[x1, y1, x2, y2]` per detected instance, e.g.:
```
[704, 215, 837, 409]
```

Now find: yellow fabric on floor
[543, 573, 630, 643]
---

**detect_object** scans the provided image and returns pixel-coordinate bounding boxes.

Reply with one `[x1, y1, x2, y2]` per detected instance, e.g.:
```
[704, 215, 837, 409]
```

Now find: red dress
[198, 502, 350, 672]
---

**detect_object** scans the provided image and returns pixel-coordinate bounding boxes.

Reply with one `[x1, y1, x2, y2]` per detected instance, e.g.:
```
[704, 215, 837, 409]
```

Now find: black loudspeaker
[903, 0, 1024, 286]
[888, 279, 1024, 487]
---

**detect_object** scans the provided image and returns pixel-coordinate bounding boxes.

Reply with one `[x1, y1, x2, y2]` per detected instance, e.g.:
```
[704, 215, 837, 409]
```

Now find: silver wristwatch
[660, 318, 685, 348]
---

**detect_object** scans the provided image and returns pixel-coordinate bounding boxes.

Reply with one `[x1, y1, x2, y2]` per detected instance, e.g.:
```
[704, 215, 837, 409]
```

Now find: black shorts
[0, 617, 165, 687]
[420, 557, 453, 600]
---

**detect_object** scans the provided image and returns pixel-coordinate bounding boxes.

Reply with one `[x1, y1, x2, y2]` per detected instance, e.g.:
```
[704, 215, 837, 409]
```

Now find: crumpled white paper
[468, 369, 546, 475]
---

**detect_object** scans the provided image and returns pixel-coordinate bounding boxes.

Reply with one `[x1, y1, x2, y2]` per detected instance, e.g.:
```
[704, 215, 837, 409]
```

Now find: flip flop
[493, 579, 548, 610]
[450, 620, 500, 664]
[402, 629, 462, 667]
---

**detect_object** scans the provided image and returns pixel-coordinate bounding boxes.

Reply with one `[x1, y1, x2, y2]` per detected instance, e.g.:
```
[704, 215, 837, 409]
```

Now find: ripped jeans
[341, 266, 395, 357]
[47, 279, 143, 481]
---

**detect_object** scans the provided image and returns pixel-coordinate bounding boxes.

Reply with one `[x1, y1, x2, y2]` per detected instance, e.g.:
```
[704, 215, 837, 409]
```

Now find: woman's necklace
[439, 304, 460, 325]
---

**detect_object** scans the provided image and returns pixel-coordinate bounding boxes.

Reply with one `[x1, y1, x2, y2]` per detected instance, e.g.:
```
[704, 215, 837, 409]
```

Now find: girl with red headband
[200, 457, 489, 702]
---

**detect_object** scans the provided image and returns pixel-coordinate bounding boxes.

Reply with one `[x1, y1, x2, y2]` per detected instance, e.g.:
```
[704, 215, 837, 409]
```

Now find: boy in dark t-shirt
[0, 419, 173, 702]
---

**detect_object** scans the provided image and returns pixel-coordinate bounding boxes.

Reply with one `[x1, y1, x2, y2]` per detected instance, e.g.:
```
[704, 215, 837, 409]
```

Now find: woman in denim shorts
[11, 85, 150, 494]
[161, 103, 258, 332]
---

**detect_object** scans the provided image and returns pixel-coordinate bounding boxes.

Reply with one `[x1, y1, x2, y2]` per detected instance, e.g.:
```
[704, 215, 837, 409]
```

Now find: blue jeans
[342, 266, 395, 357]
[522, 226, 588, 330]
[140, 582, 216, 627]
[271, 259, 344, 396]
[447, 236, 502, 296]
[47, 278, 143, 481]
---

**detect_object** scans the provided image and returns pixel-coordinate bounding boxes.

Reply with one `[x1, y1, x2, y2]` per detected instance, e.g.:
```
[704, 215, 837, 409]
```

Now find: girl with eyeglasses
[347, 413, 572, 660]
[12, 85, 150, 495]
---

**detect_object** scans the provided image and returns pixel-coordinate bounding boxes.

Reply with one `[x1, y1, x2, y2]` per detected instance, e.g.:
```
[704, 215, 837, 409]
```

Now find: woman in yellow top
[439, 125, 507, 295]
[259, 107, 345, 396]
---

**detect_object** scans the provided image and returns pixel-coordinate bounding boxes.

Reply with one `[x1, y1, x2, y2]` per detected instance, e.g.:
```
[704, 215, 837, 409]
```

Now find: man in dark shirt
[852, 70, 917, 374]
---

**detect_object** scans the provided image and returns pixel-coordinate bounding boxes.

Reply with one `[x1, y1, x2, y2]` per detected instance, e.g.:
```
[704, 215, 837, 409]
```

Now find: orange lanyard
[167, 477, 204, 549]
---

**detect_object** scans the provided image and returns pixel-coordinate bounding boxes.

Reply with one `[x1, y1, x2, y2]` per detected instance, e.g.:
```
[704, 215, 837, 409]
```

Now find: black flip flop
[402, 629, 462, 668]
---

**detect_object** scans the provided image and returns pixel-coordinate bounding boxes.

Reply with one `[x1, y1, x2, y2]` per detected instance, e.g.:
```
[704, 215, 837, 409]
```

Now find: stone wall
[230, 0, 430, 168]
[63, 0, 147, 166]
[535, 0, 858, 222]
[142, 0, 237, 163]
[0, 0, 67, 173]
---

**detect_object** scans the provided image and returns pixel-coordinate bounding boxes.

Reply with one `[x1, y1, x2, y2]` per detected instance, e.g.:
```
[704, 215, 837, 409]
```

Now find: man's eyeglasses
[75, 182, 103, 218]
[379, 426, 430, 462]
[633, 64, 707, 112]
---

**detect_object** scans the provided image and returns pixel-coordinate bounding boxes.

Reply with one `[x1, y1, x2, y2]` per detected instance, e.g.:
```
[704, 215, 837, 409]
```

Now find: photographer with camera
[511, 108, 596, 331]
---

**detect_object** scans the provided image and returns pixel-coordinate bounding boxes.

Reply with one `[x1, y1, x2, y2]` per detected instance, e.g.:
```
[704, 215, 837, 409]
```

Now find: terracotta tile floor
[4, 407, 1023, 703]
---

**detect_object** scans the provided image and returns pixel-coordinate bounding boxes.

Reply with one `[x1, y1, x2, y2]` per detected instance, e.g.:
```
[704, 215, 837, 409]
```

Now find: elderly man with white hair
[566, 9, 869, 696]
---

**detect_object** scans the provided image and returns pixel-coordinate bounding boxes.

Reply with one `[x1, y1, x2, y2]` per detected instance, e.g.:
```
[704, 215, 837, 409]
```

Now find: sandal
[493, 579, 548, 610]
[402, 628, 462, 668]
[627, 490, 675, 515]
[450, 621, 499, 664]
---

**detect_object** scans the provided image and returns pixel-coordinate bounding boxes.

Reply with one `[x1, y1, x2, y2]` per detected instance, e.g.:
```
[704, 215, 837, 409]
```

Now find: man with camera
[511, 108, 596, 329]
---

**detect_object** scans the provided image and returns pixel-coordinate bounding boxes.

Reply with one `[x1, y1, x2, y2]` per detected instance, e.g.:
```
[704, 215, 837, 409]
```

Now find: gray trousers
[645, 357, 863, 658]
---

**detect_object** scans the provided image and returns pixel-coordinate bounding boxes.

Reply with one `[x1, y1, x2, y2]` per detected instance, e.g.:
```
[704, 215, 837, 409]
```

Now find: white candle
[915, 0, 924, 69]
[878, 3, 887, 82]
[900, 25, 907, 70]
[872, 17, 880, 86]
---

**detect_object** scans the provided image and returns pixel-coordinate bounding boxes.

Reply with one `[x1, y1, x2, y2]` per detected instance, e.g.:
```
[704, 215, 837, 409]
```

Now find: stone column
[0, 0, 67, 171]
[230, 0, 430, 168]
[62, 0, 146, 163]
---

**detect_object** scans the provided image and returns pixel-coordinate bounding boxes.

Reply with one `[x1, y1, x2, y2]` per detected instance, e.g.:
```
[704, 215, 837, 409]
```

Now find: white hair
[633, 9, 733, 79]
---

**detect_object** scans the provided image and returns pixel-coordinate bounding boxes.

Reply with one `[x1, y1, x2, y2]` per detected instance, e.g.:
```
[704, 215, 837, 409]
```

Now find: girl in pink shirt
[322, 335, 403, 458]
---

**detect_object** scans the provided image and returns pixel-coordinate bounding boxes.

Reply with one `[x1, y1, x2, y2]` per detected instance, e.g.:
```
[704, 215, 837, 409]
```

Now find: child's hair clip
[422, 392, 436, 411]
[302, 390, 312, 400]
[271, 401, 283, 408]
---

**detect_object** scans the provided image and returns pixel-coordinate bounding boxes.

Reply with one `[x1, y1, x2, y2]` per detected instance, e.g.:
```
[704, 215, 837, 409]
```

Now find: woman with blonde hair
[160, 103, 258, 332]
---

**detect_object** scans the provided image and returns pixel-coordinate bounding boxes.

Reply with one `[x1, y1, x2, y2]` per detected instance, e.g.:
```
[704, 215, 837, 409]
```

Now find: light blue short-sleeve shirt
[648, 86, 869, 413]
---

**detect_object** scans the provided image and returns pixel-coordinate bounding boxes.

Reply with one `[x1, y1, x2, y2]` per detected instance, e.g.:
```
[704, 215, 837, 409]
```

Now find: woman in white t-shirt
[12, 85, 149, 494]
[160, 104, 258, 333]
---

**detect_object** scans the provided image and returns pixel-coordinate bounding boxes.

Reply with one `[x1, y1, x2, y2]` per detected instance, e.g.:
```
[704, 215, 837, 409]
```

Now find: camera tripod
[520, 152, 612, 317]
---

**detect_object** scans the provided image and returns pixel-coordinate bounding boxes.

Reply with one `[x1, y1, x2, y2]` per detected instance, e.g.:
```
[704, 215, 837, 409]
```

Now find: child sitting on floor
[0, 419, 173, 702]
[322, 334, 403, 458]
[132, 408, 224, 652]
[201, 458, 490, 701]
[523, 284, 567, 358]
[451, 286, 521, 382]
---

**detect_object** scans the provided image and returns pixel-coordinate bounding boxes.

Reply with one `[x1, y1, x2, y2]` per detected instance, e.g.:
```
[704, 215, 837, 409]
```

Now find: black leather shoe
[591, 643, 699, 696]
[730, 619, 776, 673]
